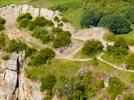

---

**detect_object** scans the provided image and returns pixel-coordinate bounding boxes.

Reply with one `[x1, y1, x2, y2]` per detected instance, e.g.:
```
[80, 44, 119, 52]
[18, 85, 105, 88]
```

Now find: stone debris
[0, 52, 44, 100]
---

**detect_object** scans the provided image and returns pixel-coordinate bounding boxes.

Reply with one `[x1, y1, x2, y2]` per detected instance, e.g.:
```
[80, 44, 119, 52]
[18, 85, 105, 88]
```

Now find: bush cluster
[82, 40, 103, 56]
[52, 28, 71, 48]
[0, 17, 6, 31]
[32, 27, 50, 43]
[80, 10, 131, 34]
[17, 13, 32, 22]
[31, 48, 55, 66]
[107, 77, 126, 99]
[106, 38, 129, 59]
[125, 53, 134, 69]
[6, 40, 28, 53]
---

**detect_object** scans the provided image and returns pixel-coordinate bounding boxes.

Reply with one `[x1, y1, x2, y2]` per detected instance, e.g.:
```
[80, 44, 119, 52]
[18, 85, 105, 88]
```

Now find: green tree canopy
[80, 10, 102, 28]
[98, 15, 131, 34]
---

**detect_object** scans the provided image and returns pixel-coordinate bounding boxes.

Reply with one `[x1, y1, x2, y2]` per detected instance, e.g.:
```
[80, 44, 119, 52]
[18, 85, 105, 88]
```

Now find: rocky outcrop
[0, 52, 44, 100]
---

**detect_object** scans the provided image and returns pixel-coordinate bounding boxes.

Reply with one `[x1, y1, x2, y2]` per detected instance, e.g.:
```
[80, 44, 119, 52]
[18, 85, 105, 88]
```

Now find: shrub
[106, 38, 129, 58]
[124, 93, 134, 100]
[53, 32, 71, 48]
[80, 10, 102, 28]
[32, 48, 55, 66]
[0, 16, 6, 24]
[6, 40, 27, 53]
[0, 24, 5, 31]
[34, 16, 54, 26]
[32, 27, 50, 43]
[125, 53, 134, 69]
[41, 74, 57, 92]
[125, 8, 134, 24]
[52, 27, 62, 33]
[19, 18, 30, 28]
[82, 40, 103, 56]
[25, 47, 37, 58]
[17, 13, 32, 22]
[28, 21, 36, 31]
[0, 33, 6, 48]
[61, 17, 68, 23]
[54, 16, 60, 22]
[107, 77, 126, 99]
[98, 15, 131, 34]
[2, 54, 9, 60]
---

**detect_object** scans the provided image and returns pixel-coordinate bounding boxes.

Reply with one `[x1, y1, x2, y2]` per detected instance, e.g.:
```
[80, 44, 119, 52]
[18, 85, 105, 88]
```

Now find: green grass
[25, 59, 81, 81]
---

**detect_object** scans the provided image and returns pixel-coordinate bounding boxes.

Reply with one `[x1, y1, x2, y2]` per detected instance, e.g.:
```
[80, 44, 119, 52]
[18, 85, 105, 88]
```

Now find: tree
[98, 15, 131, 34]
[41, 74, 57, 93]
[107, 77, 126, 99]
[80, 10, 102, 28]
[32, 48, 55, 66]
[17, 13, 32, 22]
[82, 40, 103, 56]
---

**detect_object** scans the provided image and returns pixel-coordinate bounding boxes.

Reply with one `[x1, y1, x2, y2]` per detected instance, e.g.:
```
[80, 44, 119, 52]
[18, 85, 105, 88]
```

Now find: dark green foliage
[0, 16, 6, 24]
[32, 27, 50, 43]
[106, 38, 129, 59]
[125, 54, 134, 69]
[19, 18, 30, 28]
[51, 5, 68, 12]
[82, 40, 103, 56]
[56, 72, 104, 100]
[41, 74, 57, 92]
[25, 47, 37, 58]
[54, 16, 60, 22]
[107, 77, 126, 99]
[80, 10, 102, 28]
[52, 27, 62, 33]
[34, 16, 54, 26]
[0, 17, 6, 31]
[17, 13, 32, 22]
[32, 48, 55, 66]
[61, 17, 68, 23]
[124, 93, 134, 100]
[28, 21, 36, 31]
[6, 40, 27, 53]
[0, 24, 5, 31]
[98, 15, 131, 34]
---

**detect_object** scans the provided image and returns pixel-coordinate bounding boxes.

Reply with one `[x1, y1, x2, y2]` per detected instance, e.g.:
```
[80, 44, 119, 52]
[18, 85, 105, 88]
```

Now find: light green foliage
[124, 93, 134, 100]
[106, 38, 129, 59]
[19, 18, 30, 28]
[52, 28, 71, 48]
[125, 53, 134, 69]
[107, 77, 126, 99]
[82, 40, 103, 56]
[32, 27, 50, 43]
